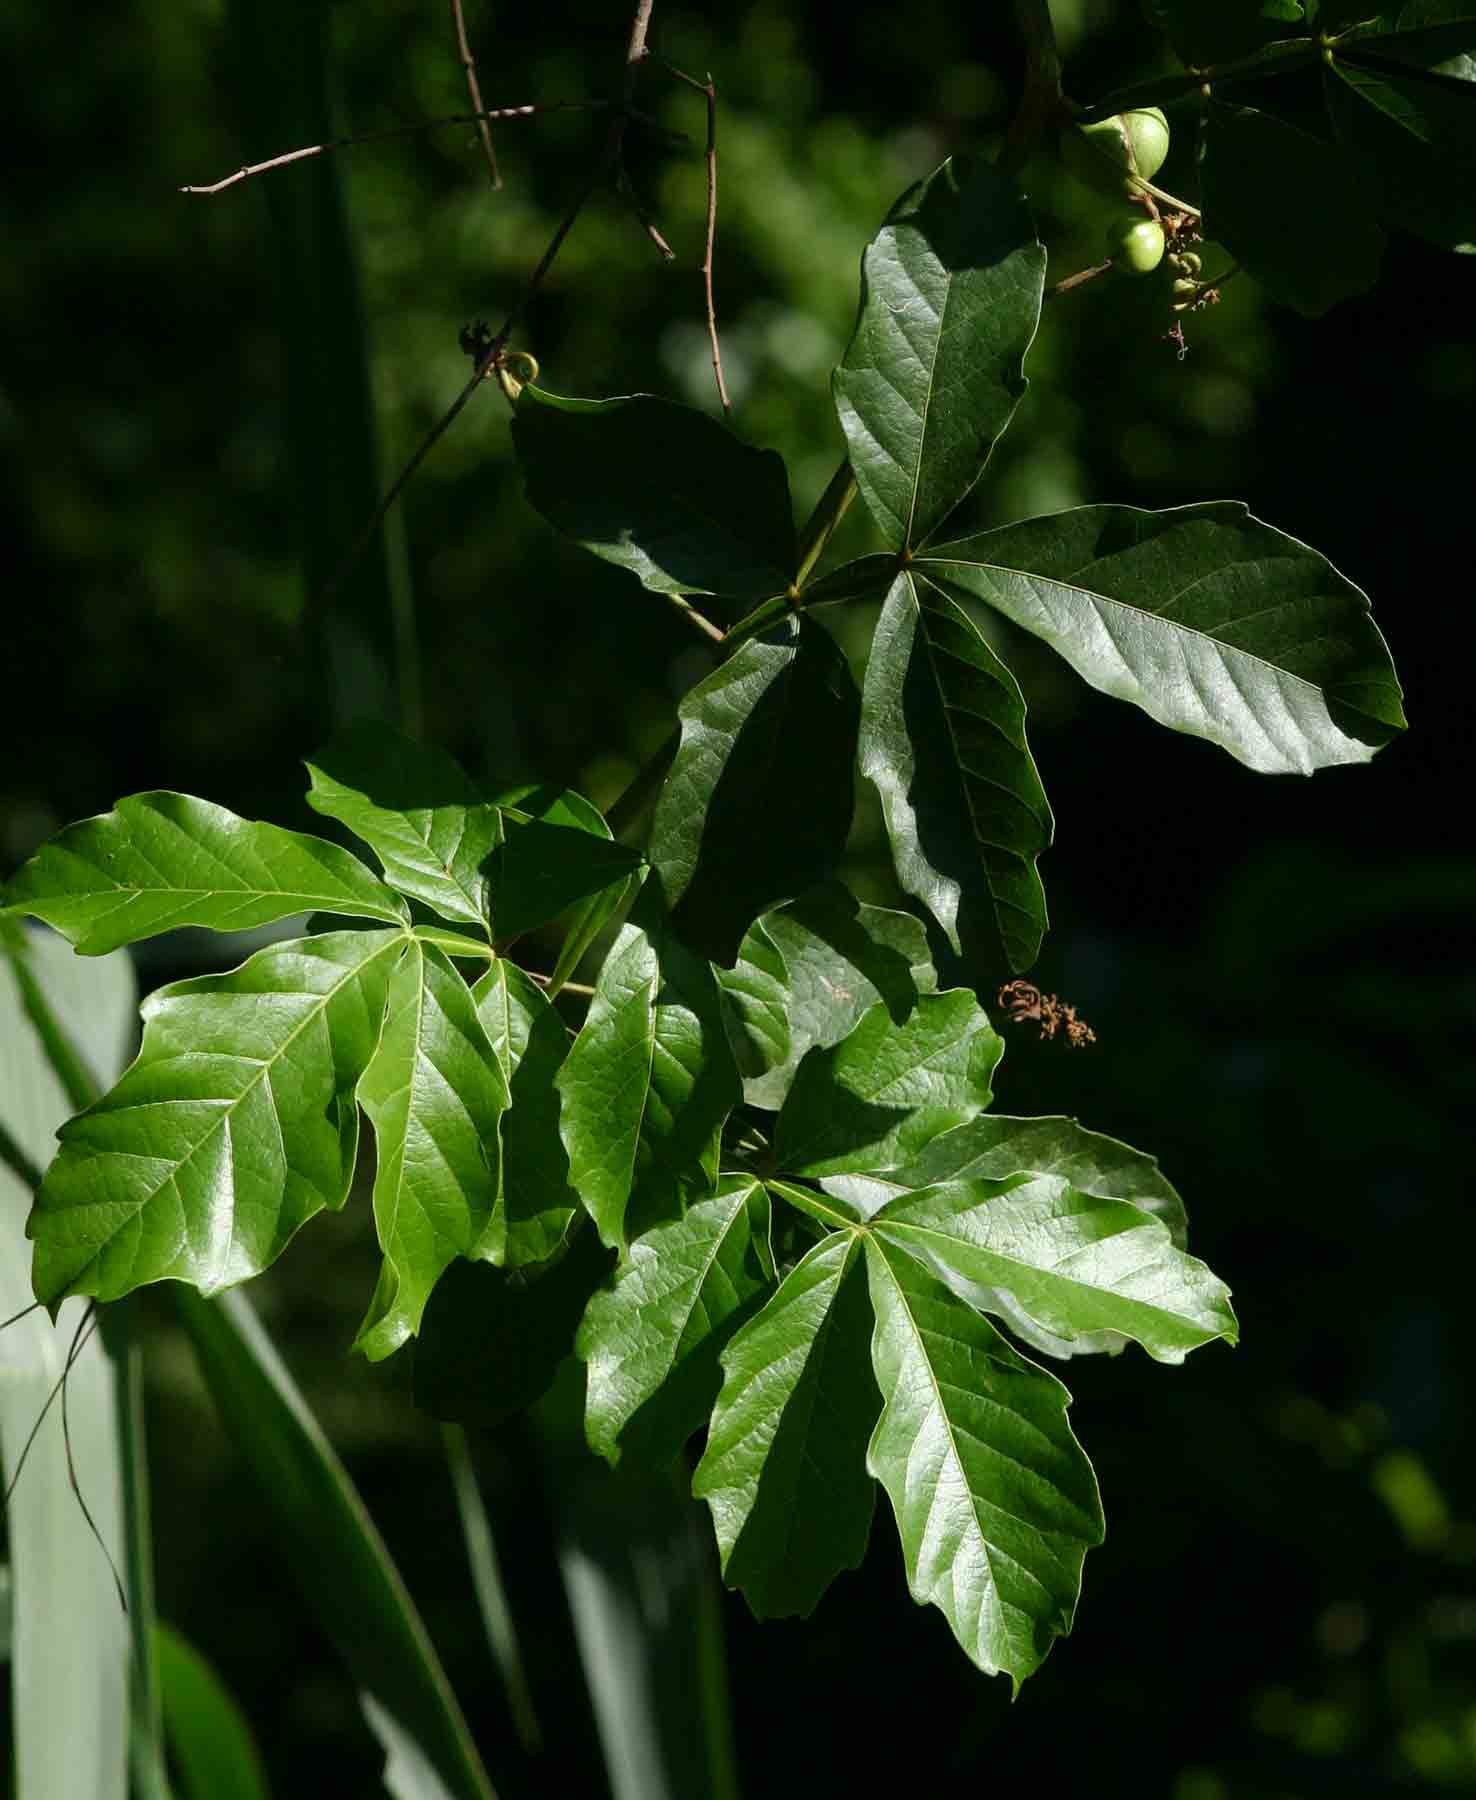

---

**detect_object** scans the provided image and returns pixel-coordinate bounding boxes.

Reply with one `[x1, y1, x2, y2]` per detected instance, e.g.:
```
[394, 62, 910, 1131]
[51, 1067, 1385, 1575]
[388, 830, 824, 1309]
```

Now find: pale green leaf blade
[305, 723, 501, 933]
[832, 156, 1044, 551]
[4, 792, 407, 954]
[28, 929, 403, 1307]
[863, 1235, 1104, 1687]
[1, 929, 133, 1800]
[174, 1288, 495, 1800]
[579, 1176, 774, 1467]
[873, 1176, 1237, 1364]
[773, 990, 1002, 1177]
[721, 885, 937, 1112]
[472, 959, 577, 1267]
[512, 387, 797, 601]
[353, 941, 508, 1361]
[692, 1233, 878, 1617]
[649, 618, 859, 966]
[556, 884, 741, 1250]
[860, 569, 1051, 969]
[922, 502, 1406, 773]
[896, 1112, 1190, 1248]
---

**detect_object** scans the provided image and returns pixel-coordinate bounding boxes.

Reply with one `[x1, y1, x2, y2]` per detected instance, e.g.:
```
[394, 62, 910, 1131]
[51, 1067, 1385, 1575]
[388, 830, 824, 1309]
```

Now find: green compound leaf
[1328, 21, 1476, 251]
[650, 618, 859, 966]
[306, 723, 502, 934]
[863, 1235, 1104, 1689]
[693, 1232, 878, 1618]
[353, 940, 509, 1362]
[896, 1112, 1190, 1248]
[487, 817, 641, 945]
[833, 156, 1044, 552]
[472, 959, 578, 1268]
[29, 929, 403, 1308]
[773, 990, 1002, 1178]
[556, 880, 741, 1251]
[719, 884, 936, 1111]
[4, 792, 408, 954]
[871, 1177, 1237, 1364]
[579, 1175, 774, 1468]
[1202, 103, 1385, 314]
[512, 386, 797, 602]
[412, 1225, 615, 1428]
[922, 502, 1406, 774]
[1148, 0, 1305, 64]
[860, 569, 1051, 972]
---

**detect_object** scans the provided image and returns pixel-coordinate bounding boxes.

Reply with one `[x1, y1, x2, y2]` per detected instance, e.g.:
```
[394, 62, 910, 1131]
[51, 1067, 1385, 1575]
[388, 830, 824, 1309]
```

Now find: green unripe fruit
[1062, 107, 1170, 198]
[1106, 214, 1166, 275]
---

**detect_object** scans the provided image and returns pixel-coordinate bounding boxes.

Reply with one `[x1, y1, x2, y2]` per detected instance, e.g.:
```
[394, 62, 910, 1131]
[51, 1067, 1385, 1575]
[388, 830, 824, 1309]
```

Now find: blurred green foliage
[3, 0, 1474, 1793]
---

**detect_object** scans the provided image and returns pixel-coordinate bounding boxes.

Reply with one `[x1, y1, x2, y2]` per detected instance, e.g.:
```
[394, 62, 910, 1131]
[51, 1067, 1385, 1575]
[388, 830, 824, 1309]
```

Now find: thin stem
[663, 61, 730, 415]
[450, 0, 503, 190]
[527, 972, 597, 999]
[1134, 176, 1202, 219]
[1046, 258, 1114, 299]
[794, 459, 858, 590]
[664, 592, 726, 643]
[181, 102, 602, 195]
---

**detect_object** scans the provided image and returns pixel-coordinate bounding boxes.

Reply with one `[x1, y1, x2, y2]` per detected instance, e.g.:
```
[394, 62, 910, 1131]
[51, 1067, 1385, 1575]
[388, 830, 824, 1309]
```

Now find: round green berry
[1062, 107, 1171, 198]
[1107, 215, 1166, 275]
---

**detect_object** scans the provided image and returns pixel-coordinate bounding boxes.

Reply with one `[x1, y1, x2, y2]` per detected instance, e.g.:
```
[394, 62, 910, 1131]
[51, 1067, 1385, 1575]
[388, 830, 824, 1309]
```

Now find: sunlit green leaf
[650, 618, 859, 965]
[353, 940, 508, 1361]
[923, 502, 1406, 773]
[860, 569, 1051, 971]
[29, 930, 403, 1308]
[833, 156, 1043, 551]
[773, 990, 1001, 1177]
[157, 1623, 271, 1800]
[305, 722, 501, 933]
[556, 883, 740, 1250]
[473, 959, 578, 1267]
[512, 387, 797, 601]
[580, 1176, 774, 1467]
[863, 1236, 1103, 1688]
[693, 1233, 878, 1616]
[4, 792, 407, 954]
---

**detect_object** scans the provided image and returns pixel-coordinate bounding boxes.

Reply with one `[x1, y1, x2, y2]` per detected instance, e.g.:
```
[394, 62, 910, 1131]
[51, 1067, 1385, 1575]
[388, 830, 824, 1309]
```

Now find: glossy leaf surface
[773, 990, 1002, 1177]
[29, 929, 403, 1307]
[833, 156, 1044, 550]
[650, 618, 859, 965]
[512, 387, 797, 601]
[863, 1236, 1104, 1687]
[556, 883, 740, 1249]
[860, 569, 1051, 970]
[5, 792, 407, 954]
[693, 1233, 878, 1617]
[923, 502, 1405, 773]
[306, 723, 501, 933]
[354, 939, 508, 1361]
[580, 1176, 774, 1467]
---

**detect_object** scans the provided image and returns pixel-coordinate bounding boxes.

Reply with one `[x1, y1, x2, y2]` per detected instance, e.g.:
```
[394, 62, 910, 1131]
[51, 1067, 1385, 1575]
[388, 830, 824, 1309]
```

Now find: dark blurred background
[3, 0, 1473, 1793]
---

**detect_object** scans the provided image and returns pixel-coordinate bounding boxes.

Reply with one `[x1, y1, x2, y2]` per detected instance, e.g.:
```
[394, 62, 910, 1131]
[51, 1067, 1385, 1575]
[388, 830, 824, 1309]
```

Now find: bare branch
[450, 0, 503, 189]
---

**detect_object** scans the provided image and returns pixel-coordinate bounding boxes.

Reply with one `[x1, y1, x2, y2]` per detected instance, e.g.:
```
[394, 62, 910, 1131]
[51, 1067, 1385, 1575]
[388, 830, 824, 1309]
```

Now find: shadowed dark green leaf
[833, 156, 1044, 551]
[650, 619, 859, 966]
[693, 1233, 878, 1617]
[719, 885, 937, 1111]
[1148, 0, 1304, 63]
[773, 990, 1002, 1177]
[412, 1225, 614, 1427]
[353, 941, 508, 1362]
[175, 1289, 495, 1800]
[473, 960, 578, 1268]
[872, 1177, 1237, 1363]
[305, 723, 501, 933]
[29, 930, 403, 1308]
[863, 1236, 1104, 1689]
[512, 387, 797, 601]
[1202, 103, 1385, 313]
[486, 785, 642, 943]
[556, 881, 741, 1250]
[1328, 19, 1476, 251]
[861, 569, 1051, 971]
[4, 793, 407, 954]
[579, 1176, 775, 1468]
[923, 502, 1405, 773]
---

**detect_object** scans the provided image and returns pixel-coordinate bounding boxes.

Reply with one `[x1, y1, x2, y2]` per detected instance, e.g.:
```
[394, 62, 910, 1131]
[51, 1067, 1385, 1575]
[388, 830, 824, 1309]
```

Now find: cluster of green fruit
[1060, 106, 1172, 276]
